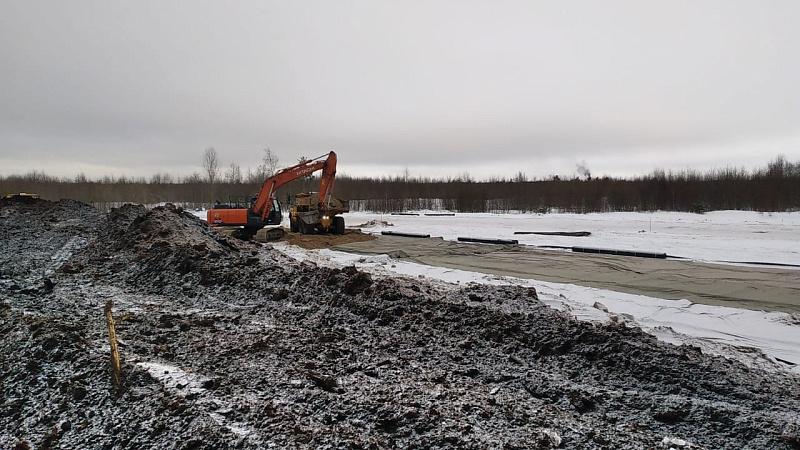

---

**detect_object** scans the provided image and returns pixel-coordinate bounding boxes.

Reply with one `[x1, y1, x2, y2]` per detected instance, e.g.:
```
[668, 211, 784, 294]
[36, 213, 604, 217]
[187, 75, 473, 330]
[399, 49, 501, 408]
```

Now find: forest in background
[2, 152, 798, 213]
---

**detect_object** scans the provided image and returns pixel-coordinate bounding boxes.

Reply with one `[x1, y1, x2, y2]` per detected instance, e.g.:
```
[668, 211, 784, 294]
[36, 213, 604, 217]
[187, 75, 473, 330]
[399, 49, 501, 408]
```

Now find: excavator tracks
[254, 226, 285, 242]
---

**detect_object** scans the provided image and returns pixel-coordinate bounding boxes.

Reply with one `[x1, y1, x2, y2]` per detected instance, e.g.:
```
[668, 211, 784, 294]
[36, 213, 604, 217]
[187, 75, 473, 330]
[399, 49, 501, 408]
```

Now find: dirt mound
[97, 203, 232, 253]
[0, 198, 102, 290]
[72, 203, 266, 297]
[106, 202, 148, 233]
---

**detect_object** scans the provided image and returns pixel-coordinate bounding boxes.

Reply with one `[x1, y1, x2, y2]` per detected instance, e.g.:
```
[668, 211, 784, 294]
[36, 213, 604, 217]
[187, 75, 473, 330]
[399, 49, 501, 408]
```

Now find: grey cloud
[1, 0, 799, 178]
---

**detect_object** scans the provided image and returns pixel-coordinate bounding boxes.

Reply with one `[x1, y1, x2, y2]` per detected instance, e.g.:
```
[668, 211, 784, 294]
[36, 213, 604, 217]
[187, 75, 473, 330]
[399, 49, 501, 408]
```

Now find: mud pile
[2, 199, 800, 449]
[71, 203, 275, 298]
[0, 197, 102, 291]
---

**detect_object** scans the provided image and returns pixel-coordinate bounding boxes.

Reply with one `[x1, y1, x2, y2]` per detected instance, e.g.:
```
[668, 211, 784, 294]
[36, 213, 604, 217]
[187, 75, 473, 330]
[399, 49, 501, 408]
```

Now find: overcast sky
[1, 1, 799, 180]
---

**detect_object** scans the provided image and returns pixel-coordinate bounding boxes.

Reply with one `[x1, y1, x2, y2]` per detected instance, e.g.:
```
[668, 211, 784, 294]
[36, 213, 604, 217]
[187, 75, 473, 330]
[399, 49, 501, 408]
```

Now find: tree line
[2, 154, 798, 213]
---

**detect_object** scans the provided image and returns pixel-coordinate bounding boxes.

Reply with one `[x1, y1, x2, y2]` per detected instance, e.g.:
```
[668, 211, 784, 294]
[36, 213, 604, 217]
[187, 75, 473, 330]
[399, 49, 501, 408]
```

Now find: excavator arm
[207, 150, 344, 239]
[251, 151, 338, 221]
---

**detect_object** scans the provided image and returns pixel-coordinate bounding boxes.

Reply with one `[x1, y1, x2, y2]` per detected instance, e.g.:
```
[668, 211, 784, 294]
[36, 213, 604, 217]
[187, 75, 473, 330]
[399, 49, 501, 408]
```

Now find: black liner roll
[458, 237, 519, 245]
[572, 246, 667, 259]
[424, 213, 456, 216]
[514, 231, 591, 237]
[390, 212, 419, 216]
[381, 231, 430, 238]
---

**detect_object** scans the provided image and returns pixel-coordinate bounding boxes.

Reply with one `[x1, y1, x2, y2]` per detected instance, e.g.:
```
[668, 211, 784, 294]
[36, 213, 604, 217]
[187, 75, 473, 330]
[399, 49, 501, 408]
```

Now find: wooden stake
[105, 300, 122, 394]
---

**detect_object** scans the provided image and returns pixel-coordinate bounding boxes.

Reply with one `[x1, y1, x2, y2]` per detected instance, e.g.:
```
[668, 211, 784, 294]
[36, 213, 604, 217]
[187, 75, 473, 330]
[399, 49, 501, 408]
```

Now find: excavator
[207, 151, 348, 241]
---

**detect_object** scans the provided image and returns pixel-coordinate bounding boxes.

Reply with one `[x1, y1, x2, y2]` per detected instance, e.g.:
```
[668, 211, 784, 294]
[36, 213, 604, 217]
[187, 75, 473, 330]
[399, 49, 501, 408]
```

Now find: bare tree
[294, 155, 314, 192]
[224, 163, 243, 184]
[258, 147, 280, 179]
[202, 147, 220, 184]
[244, 167, 257, 184]
[184, 172, 203, 183]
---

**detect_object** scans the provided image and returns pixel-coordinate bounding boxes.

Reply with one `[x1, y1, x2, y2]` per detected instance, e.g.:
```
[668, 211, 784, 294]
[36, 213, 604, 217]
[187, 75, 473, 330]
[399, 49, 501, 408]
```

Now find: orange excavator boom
[251, 151, 338, 222]
[207, 150, 346, 240]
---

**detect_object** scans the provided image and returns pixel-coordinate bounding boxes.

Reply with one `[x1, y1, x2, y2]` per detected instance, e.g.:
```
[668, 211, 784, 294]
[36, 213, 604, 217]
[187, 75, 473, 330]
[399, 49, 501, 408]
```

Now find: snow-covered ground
[273, 242, 800, 373]
[343, 210, 800, 266]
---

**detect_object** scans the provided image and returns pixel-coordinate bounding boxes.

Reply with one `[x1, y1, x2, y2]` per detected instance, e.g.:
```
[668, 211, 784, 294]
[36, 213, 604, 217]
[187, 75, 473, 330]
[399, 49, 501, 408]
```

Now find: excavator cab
[261, 198, 283, 226]
[247, 195, 283, 225]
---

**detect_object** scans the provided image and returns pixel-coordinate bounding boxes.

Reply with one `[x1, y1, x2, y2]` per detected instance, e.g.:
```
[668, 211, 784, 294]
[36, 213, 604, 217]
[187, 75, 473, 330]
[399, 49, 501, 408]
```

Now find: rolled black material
[571, 246, 667, 259]
[424, 213, 456, 216]
[457, 237, 519, 245]
[514, 231, 591, 237]
[381, 231, 430, 238]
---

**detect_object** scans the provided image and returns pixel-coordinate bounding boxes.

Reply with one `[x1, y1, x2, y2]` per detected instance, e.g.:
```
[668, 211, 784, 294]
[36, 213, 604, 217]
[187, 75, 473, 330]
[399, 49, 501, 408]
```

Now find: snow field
[343, 210, 800, 266]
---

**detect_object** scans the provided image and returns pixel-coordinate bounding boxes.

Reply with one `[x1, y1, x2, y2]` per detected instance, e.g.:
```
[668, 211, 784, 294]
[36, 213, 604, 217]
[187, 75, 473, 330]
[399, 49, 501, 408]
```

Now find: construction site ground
[279, 229, 376, 250]
[333, 235, 800, 314]
[2, 198, 800, 449]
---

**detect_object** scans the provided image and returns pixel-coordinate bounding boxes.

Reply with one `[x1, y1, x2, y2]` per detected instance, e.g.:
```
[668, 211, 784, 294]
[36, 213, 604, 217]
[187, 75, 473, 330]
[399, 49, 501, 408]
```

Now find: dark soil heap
[69, 203, 267, 297]
[0, 196, 102, 290]
[2, 199, 799, 449]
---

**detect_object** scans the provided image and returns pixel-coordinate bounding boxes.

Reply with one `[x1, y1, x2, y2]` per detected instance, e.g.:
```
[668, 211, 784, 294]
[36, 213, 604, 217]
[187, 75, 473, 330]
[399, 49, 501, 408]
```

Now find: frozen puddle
[272, 242, 800, 374]
[137, 362, 260, 439]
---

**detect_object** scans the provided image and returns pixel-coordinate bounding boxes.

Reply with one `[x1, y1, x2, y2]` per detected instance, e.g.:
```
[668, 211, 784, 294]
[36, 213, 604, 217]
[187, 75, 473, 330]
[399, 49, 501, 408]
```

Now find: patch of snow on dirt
[47, 236, 88, 275]
[137, 361, 209, 395]
[137, 361, 261, 439]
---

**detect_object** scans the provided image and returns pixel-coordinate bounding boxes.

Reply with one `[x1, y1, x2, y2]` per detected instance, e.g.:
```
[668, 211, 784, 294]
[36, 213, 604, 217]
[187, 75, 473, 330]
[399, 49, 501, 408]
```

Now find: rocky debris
[1, 199, 799, 448]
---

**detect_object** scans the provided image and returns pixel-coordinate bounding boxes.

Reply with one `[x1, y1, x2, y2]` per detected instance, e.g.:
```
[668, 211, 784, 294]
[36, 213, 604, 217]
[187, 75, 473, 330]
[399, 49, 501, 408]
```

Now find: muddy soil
[281, 229, 376, 250]
[1, 199, 799, 449]
[0, 196, 102, 289]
